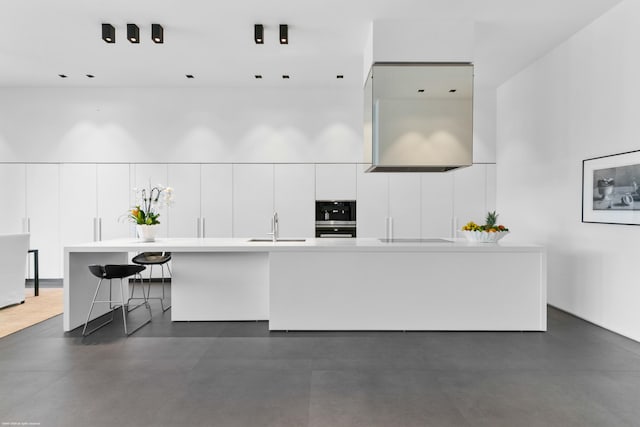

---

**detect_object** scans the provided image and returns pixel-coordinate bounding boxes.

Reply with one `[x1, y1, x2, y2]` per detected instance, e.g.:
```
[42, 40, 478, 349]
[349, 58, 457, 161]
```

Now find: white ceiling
[0, 0, 622, 89]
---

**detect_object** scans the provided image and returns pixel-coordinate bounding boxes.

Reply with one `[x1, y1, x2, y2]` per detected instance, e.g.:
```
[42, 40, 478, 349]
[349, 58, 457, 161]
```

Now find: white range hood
[364, 63, 474, 172]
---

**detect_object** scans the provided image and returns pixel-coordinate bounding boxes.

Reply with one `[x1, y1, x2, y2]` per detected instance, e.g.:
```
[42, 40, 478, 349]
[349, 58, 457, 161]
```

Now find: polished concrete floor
[1, 288, 640, 427]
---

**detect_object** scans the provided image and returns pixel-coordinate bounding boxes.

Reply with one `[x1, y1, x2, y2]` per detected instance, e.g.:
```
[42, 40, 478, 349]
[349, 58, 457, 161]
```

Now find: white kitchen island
[64, 238, 546, 332]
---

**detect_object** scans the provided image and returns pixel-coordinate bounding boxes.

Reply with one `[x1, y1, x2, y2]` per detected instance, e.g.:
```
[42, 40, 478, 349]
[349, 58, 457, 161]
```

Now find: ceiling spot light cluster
[101, 23, 164, 44]
[254, 23, 288, 44]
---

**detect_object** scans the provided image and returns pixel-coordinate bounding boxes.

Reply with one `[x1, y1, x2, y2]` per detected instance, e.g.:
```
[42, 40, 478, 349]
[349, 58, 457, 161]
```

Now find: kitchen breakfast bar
[64, 238, 547, 332]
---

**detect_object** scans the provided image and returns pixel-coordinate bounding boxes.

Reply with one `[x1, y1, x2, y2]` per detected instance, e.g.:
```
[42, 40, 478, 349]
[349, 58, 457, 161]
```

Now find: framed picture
[582, 150, 640, 225]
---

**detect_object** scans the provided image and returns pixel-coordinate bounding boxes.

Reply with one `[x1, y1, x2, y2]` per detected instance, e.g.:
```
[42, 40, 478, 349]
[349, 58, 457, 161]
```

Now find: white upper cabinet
[96, 164, 131, 241]
[274, 164, 315, 238]
[0, 164, 26, 234]
[315, 164, 357, 200]
[421, 172, 454, 238]
[356, 166, 388, 238]
[453, 164, 488, 236]
[167, 164, 201, 238]
[233, 164, 274, 238]
[132, 164, 169, 239]
[201, 164, 233, 238]
[26, 164, 61, 278]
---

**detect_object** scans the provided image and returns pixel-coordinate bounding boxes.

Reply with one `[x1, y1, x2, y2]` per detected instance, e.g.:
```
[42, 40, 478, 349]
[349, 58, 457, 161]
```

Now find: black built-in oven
[315, 200, 356, 238]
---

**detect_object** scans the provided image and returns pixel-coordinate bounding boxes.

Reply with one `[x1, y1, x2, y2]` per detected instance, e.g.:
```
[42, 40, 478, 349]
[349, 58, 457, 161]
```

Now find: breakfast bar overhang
[64, 238, 547, 332]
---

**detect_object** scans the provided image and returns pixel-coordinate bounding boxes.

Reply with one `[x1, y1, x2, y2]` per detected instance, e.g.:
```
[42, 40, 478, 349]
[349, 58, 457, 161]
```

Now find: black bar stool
[129, 252, 172, 312]
[82, 264, 151, 337]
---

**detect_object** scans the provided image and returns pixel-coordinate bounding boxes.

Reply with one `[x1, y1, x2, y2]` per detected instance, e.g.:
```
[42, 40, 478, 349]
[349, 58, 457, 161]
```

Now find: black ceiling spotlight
[279, 24, 288, 44]
[127, 24, 140, 43]
[102, 23, 115, 43]
[254, 24, 264, 44]
[151, 24, 164, 43]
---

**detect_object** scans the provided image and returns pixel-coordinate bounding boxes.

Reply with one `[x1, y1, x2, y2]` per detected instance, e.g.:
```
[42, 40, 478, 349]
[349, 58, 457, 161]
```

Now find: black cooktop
[378, 238, 452, 243]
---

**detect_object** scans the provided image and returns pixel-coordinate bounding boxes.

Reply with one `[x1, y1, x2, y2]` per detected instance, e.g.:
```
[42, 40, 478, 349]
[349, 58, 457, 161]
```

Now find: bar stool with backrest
[129, 252, 172, 312]
[82, 264, 151, 336]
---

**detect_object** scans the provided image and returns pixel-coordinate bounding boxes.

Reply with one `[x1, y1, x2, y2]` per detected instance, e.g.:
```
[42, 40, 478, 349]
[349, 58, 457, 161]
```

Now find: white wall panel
[167, 164, 201, 238]
[274, 164, 315, 238]
[316, 164, 357, 200]
[97, 164, 130, 240]
[233, 164, 274, 238]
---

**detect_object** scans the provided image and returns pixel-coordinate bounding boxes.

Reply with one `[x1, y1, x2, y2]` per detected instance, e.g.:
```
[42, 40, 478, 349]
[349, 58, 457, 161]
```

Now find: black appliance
[315, 200, 356, 238]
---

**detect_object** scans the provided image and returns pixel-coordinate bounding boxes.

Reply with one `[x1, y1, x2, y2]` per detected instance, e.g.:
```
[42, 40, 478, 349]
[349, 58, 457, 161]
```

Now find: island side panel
[171, 252, 269, 321]
[269, 250, 546, 331]
[64, 251, 128, 331]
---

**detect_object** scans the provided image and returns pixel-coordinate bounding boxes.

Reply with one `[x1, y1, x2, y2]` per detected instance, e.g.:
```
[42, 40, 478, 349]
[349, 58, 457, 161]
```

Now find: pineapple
[485, 211, 498, 229]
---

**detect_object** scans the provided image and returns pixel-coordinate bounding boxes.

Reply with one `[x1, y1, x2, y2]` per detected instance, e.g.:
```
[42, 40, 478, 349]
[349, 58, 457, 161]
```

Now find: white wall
[0, 86, 363, 163]
[497, 0, 640, 341]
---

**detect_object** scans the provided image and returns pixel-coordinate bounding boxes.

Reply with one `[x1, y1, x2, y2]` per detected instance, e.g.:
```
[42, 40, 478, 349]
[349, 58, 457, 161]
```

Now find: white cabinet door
[233, 164, 274, 238]
[201, 164, 233, 238]
[274, 164, 315, 238]
[316, 164, 357, 200]
[453, 164, 487, 236]
[132, 164, 169, 239]
[60, 164, 97, 249]
[26, 164, 61, 278]
[388, 173, 421, 239]
[167, 164, 201, 238]
[97, 164, 131, 240]
[0, 164, 26, 234]
[421, 173, 454, 238]
[356, 166, 388, 238]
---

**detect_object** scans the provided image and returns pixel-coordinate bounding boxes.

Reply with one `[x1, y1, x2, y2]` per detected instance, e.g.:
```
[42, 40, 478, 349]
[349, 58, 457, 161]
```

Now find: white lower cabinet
[274, 164, 315, 238]
[26, 164, 61, 278]
[233, 164, 274, 238]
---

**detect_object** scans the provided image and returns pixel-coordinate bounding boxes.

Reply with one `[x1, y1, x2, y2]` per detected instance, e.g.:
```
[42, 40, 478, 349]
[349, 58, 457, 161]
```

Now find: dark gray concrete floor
[2, 286, 640, 427]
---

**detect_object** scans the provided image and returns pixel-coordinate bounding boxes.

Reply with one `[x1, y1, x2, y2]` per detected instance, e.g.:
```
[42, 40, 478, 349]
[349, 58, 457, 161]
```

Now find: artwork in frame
[582, 150, 640, 225]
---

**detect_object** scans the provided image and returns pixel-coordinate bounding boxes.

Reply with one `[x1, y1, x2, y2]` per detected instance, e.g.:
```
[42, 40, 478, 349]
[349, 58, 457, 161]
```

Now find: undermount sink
[247, 238, 307, 243]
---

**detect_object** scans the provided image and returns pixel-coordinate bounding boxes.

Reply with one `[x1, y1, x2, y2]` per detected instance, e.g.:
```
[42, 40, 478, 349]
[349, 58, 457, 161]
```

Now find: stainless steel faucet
[268, 212, 279, 242]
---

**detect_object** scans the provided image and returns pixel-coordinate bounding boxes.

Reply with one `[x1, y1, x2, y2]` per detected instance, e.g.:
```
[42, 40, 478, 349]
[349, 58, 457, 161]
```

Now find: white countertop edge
[65, 237, 545, 254]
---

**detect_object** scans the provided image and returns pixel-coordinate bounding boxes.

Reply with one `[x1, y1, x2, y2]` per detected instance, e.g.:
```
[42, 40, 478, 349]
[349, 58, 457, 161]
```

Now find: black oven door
[315, 222, 356, 238]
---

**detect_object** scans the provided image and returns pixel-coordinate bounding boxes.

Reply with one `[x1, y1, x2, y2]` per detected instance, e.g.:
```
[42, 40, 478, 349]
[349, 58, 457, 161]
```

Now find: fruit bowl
[461, 230, 509, 243]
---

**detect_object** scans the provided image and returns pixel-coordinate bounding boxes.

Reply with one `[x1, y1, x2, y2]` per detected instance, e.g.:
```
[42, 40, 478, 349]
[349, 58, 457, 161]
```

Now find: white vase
[136, 224, 159, 242]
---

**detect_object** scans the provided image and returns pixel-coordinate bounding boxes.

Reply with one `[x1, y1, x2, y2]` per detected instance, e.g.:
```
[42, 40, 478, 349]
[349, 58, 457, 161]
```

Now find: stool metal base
[128, 263, 171, 312]
[83, 276, 152, 337]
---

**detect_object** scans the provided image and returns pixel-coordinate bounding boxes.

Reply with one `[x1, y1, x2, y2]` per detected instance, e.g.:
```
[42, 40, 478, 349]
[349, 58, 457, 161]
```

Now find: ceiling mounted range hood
[364, 62, 474, 172]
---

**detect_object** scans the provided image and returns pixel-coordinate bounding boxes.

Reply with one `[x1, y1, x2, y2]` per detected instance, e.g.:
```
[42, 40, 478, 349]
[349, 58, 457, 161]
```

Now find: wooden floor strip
[0, 288, 63, 338]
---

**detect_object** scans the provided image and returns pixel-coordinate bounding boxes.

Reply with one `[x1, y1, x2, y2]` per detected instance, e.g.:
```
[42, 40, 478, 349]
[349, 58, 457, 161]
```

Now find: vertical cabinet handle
[22, 217, 30, 233]
[197, 217, 201, 238]
[93, 218, 102, 241]
[386, 217, 394, 240]
[452, 216, 458, 239]
[201, 217, 206, 238]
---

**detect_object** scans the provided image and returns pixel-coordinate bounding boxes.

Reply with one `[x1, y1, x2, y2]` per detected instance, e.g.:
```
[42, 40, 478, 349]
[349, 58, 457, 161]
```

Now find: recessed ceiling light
[127, 24, 140, 43]
[417, 89, 425, 93]
[102, 23, 115, 43]
[254, 75, 263, 79]
[86, 74, 95, 78]
[282, 74, 290, 79]
[58, 74, 67, 78]
[151, 24, 163, 43]
[254, 24, 264, 44]
[336, 75, 344, 79]
[279, 24, 288, 44]
[449, 89, 457, 93]
[185, 74, 195, 79]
